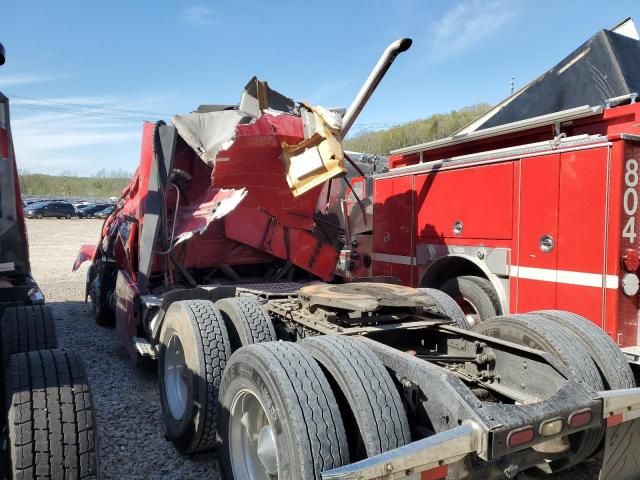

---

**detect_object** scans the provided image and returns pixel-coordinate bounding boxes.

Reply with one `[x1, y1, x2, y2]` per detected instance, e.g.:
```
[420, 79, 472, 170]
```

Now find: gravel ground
[25, 218, 599, 480]
[27, 218, 220, 480]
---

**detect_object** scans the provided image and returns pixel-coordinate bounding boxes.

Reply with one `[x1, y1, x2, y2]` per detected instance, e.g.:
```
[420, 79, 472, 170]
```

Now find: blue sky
[1, 0, 639, 175]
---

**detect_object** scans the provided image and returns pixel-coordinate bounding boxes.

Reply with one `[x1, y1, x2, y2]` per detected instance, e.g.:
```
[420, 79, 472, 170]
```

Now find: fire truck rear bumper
[321, 387, 640, 480]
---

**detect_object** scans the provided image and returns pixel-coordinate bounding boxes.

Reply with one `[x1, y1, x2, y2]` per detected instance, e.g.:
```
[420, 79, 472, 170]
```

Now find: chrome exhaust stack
[341, 38, 412, 137]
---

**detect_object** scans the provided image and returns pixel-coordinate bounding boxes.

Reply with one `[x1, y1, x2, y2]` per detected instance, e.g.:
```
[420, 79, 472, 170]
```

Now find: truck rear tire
[4, 349, 99, 479]
[439, 275, 501, 327]
[90, 265, 115, 327]
[1, 305, 57, 361]
[158, 299, 231, 454]
[533, 310, 635, 390]
[473, 314, 605, 473]
[419, 288, 471, 329]
[218, 342, 349, 480]
[302, 335, 411, 461]
[215, 297, 277, 350]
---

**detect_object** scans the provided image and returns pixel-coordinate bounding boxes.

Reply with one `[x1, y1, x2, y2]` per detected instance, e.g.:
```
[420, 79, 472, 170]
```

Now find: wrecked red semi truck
[76, 37, 640, 479]
[0, 43, 99, 479]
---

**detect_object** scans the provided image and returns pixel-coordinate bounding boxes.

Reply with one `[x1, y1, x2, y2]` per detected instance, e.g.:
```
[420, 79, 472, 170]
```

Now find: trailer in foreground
[0, 43, 100, 480]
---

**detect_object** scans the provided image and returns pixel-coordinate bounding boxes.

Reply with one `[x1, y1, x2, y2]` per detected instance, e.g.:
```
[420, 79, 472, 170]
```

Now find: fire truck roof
[392, 18, 640, 156]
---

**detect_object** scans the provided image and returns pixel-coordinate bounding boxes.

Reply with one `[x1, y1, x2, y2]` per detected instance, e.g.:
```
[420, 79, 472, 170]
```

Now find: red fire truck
[343, 18, 640, 374]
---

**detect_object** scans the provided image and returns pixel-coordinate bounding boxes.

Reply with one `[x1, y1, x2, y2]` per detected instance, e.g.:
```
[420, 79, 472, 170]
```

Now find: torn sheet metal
[172, 77, 346, 198]
[281, 102, 347, 197]
[239, 76, 297, 117]
[172, 187, 247, 246]
[172, 77, 298, 170]
[173, 110, 251, 167]
[72, 244, 97, 271]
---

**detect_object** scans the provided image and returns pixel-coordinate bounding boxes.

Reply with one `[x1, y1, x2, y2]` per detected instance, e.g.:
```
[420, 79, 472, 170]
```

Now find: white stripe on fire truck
[371, 253, 417, 266]
[371, 254, 619, 289]
[510, 265, 619, 289]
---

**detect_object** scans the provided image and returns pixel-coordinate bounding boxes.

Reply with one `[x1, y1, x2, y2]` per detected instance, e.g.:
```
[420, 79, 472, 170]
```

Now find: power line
[7, 93, 404, 128]
[9, 94, 173, 117]
[6, 93, 173, 122]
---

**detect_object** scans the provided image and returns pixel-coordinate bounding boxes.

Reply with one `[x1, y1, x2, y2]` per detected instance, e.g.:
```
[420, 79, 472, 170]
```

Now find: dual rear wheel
[157, 294, 631, 479]
[157, 296, 412, 479]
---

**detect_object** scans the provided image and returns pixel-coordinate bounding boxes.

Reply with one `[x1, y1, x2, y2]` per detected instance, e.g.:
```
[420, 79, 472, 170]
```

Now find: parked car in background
[24, 201, 76, 219]
[94, 205, 115, 219]
[77, 203, 112, 218]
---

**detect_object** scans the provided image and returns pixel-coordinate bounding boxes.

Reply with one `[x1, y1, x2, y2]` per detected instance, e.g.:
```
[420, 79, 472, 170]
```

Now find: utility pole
[510, 76, 515, 95]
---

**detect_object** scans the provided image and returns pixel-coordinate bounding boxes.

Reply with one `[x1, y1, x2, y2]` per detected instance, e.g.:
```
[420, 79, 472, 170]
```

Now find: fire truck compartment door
[373, 176, 413, 284]
[414, 163, 513, 241]
[515, 154, 561, 311]
[555, 147, 609, 327]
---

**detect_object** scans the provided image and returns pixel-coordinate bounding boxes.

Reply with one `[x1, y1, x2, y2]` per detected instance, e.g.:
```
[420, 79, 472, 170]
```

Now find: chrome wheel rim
[229, 389, 278, 479]
[164, 333, 189, 420]
[454, 297, 482, 328]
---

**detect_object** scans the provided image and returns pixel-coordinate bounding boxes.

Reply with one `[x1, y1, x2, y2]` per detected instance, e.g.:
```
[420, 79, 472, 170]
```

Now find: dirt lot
[26, 218, 598, 480]
[27, 218, 219, 480]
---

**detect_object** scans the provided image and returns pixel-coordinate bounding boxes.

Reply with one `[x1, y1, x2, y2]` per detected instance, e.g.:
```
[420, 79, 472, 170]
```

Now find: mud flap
[600, 419, 640, 480]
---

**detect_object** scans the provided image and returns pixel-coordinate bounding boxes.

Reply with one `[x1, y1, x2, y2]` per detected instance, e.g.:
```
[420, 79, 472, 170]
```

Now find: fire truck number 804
[624, 158, 639, 243]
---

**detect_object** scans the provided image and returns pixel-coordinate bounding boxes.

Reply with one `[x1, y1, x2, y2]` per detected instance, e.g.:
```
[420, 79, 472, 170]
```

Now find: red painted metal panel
[373, 178, 394, 255]
[372, 176, 414, 281]
[115, 270, 139, 363]
[391, 176, 414, 257]
[612, 139, 640, 346]
[515, 154, 560, 312]
[414, 163, 513, 241]
[555, 148, 608, 326]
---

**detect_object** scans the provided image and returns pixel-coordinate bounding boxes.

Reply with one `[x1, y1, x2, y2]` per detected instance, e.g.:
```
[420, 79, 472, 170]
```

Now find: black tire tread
[222, 342, 349, 478]
[302, 335, 410, 457]
[215, 297, 276, 349]
[534, 310, 635, 389]
[600, 417, 640, 480]
[418, 288, 470, 329]
[441, 275, 503, 317]
[1, 305, 58, 361]
[181, 299, 231, 453]
[5, 348, 98, 479]
[91, 266, 114, 327]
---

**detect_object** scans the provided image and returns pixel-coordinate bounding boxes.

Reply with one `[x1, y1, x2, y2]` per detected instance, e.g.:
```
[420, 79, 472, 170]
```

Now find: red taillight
[607, 413, 624, 427]
[421, 465, 448, 480]
[507, 426, 535, 448]
[0, 128, 7, 159]
[569, 409, 593, 428]
[622, 248, 640, 272]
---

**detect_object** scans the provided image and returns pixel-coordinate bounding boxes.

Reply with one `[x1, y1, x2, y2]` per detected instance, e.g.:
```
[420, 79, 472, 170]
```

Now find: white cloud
[0, 73, 66, 88]
[8, 95, 159, 175]
[429, 0, 519, 59]
[182, 6, 215, 25]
